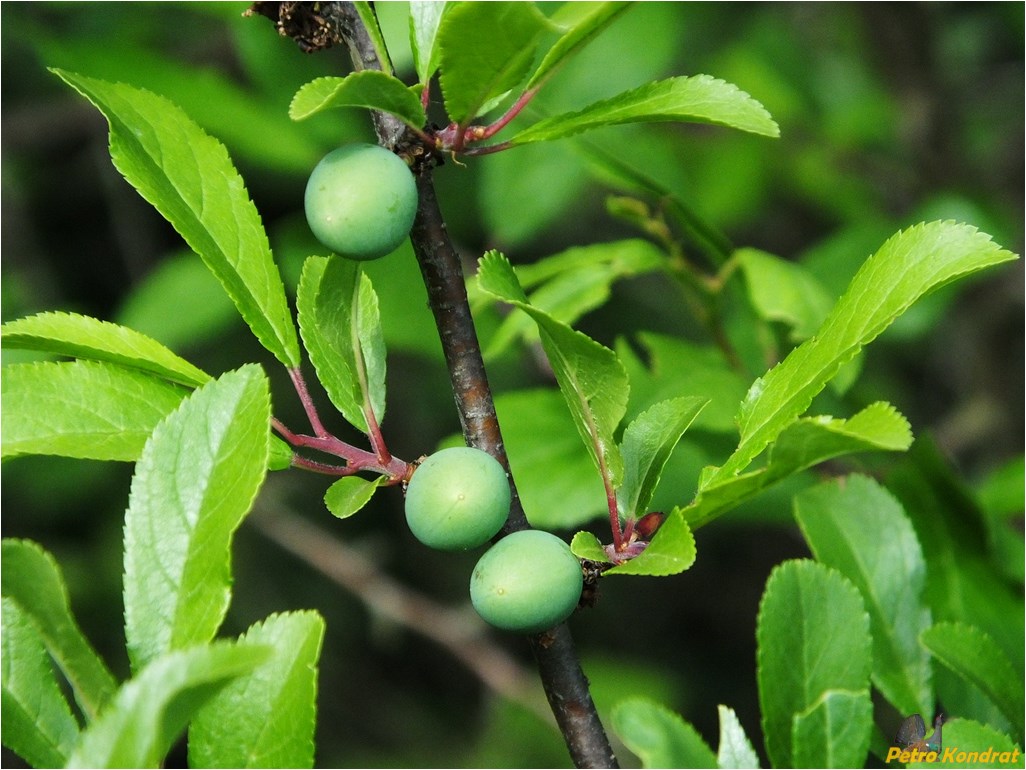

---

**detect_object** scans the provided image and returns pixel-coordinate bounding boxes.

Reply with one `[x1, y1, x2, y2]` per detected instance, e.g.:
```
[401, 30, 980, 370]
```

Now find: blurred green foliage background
[2, 3, 1022, 767]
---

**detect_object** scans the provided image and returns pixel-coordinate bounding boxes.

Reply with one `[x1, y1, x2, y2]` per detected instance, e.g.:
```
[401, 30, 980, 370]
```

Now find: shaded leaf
[289, 72, 426, 129]
[1, 540, 117, 719]
[795, 475, 933, 717]
[616, 332, 749, 434]
[189, 612, 325, 769]
[52, 69, 300, 368]
[791, 689, 874, 768]
[1, 598, 80, 769]
[611, 696, 718, 769]
[906, 719, 1022, 768]
[497, 389, 607, 529]
[1, 361, 189, 461]
[66, 643, 270, 769]
[1, 311, 210, 387]
[736, 248, 835, 341]
[511, 74, 779, 145]
[123, 366, 270, 671]
[757, 560, 872, 768]
[920, 623, 1024, 741]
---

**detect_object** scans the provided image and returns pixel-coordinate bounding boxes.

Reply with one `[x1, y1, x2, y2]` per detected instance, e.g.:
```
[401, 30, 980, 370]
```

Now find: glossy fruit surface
[404, 447, 510, 551]
[470, 530, 583, 633]
[304, 143, 417, 260]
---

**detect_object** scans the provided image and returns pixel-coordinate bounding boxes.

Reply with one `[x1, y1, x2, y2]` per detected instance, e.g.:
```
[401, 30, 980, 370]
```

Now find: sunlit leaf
[189, 612, 325, 769]
[437, 2, 548, 125]
[123, 366, 270, 671]
[52, 69, 300, 368]
[66, 643, 270, 769]
[510, 74, 779, 145]
[1, 361, 189, 461]
[1, 312, 210, 387]
[289, 72, 425, 129]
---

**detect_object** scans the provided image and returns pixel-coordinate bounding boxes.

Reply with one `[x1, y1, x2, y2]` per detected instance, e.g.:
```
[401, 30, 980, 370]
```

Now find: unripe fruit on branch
[304, 143, 418, 260]
[470, 530, 584, 634]
[404, 447, 510, 551]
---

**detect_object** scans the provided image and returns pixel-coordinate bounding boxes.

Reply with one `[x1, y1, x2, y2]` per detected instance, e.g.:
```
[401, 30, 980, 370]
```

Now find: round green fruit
[404, 447, 510, 551]
[470, 530, 584, 633]
[304, 143, 418, 260]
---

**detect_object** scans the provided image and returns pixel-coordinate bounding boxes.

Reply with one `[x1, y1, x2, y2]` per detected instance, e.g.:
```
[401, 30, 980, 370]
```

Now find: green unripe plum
[404, 447, 511, 551]
[304, 143, 418, 260]
[470, 530, 584, 633]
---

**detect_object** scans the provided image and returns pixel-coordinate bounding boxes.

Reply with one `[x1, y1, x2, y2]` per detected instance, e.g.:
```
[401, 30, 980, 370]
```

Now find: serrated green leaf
[297, 256, 387, 434]
[604, 509, 696, 576]
[711, 222, 1018, 483]
[736, 248, 836, 342]
[437, 2, 548, 125]
[123, 366, 270, 672]
[716, 704, 760, 769]
[189, 612, 326, 769]
[289, 72, 426, 129]
[497, 389, 607, 529]
[569, 531, 608, 563]
[477, 251, 627, 486]
[525, 2, 631, 90]
[611, 697, 718, 769]
[66, 642, 270, 769]
[1, 540, 117, 719]
[791, 689, 873, 769]
[477, 239, 665, 358]
[268, 435, 294, 471]
[324, 476, 385, 519]
[52, 69, 300, 368]
[906, 719, 1022, 768]
[795, 475, 934, 718]
[1, 361, 189, 461]
[410, 1, 449, 83]
[1, 312, 210, 387]
[511, 74, 780, 145]
[617, 396, 707, 522]
[757, 560, 872, 769]
[1, 597, 80, 769]
[888, 440, 1024, 672]
[921, 623, 1024, 741]
[682, 401, 912, 528]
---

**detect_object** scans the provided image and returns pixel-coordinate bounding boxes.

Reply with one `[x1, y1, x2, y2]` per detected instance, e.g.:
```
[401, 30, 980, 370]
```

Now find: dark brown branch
[252, 2, 618, 765]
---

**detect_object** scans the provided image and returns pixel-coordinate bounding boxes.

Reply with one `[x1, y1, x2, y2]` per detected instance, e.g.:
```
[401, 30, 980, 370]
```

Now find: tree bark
[252, 2, 619, 766]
